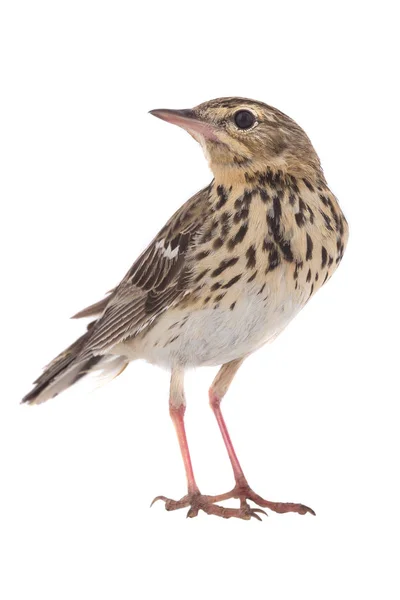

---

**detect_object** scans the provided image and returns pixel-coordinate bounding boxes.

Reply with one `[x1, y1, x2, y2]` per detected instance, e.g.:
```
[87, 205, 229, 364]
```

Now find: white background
[1, 1, 399, 598]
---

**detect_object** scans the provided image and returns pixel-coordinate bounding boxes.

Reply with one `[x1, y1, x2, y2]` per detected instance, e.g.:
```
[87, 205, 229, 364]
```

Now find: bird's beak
[149, 108, 220, 142]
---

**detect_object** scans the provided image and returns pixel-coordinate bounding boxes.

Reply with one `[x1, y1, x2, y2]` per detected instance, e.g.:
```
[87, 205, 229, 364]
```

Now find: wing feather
[79, 186, 212, 357]
[71, 293, 114, 319]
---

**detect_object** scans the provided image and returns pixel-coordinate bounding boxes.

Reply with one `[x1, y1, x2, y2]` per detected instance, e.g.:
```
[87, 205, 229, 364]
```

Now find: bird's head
[150, 97, 322, 183]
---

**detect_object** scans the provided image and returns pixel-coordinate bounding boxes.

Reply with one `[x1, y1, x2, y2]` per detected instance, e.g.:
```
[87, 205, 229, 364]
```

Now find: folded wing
[79, 186, 211, 357]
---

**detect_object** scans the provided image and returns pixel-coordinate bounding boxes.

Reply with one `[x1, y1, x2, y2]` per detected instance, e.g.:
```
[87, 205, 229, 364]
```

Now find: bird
[22, 97, 349, 520]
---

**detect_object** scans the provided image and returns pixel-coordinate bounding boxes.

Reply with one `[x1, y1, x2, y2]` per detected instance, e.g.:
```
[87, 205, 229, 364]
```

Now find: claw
[252, 508, 268, 518]
[304, 506, 316, 516]
[150, 495, 168, 507]
[250, 511, 263, 521]
[186, 506, 200, 518]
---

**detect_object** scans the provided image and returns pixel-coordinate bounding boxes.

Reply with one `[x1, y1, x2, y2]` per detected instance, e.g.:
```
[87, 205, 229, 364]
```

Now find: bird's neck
[211, 164, 326, 196]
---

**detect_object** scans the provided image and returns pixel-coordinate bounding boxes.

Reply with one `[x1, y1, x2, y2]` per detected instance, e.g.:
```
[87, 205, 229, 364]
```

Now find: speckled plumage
[106, 173, 346, 369]
[23, 98, 348, 521]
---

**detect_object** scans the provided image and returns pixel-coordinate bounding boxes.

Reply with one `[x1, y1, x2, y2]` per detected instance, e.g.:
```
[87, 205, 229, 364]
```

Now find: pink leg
[151, 368, 266, 520]
[169, 403, 199, 495]
[209, 360, 315, 516]
[209, 390, 248, 488]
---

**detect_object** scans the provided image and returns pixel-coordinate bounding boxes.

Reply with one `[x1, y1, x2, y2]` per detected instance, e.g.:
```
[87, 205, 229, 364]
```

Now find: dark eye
[234, 110, 256, 130]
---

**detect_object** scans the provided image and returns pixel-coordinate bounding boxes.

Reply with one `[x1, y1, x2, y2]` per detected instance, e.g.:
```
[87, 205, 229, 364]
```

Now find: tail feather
[21, 356, 102, 405]
[22, 322, 128, 405]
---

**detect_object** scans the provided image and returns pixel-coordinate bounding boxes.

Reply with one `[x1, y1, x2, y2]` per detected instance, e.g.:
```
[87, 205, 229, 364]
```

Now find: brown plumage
[23, 97, 348, 521]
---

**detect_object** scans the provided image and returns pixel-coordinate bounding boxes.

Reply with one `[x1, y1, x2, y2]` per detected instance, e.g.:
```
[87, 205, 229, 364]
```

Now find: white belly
[117, 280, 302, 369]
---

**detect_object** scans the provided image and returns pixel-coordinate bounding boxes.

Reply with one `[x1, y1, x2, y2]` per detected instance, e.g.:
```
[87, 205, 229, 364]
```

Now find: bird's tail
[21, 323, 127, 405]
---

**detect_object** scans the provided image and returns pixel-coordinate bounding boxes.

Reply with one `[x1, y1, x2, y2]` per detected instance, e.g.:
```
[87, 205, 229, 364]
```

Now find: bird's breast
[115, 173, 348, 369]
[125, 265, 302, 368]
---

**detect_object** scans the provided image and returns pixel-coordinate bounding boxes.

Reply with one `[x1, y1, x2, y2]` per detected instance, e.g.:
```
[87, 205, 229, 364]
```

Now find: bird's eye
[234, 110, 256, 130]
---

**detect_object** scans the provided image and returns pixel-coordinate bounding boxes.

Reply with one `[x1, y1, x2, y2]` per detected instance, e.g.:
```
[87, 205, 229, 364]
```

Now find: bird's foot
[209, 482, 315, 516]
[151, 491, 267, 520]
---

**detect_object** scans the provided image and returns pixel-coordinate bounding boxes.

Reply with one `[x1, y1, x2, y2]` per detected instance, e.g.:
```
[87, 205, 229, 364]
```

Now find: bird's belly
[122, 281, 303, 368]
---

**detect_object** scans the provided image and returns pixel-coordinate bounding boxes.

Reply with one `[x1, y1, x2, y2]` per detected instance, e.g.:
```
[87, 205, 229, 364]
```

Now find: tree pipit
[23, 98, 348, 521]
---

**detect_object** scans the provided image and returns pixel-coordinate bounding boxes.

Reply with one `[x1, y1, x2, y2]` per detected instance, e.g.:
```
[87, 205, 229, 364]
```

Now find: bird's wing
[80, 185, 212, 356]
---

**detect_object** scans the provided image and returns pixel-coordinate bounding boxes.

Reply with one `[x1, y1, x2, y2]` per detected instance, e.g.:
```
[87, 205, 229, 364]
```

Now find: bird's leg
[208, 359, 315, 516]
[152, 368, 199, 509]
[169, 398, 199, 497]
[209, 359, 248, 489]
[151, 368, 265, 520]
